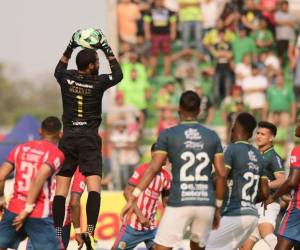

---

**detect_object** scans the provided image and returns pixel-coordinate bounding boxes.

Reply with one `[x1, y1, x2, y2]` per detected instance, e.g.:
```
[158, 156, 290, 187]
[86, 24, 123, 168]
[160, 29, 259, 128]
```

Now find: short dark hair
[258, 121, 277, 136]
[236, 112, 257, 139]
[150, 143, 157, 152]
[41, 116, 62, 133]
[281, 0, 288, 5]
[179, 91, 201, 114]
[76, 49, 97, 71]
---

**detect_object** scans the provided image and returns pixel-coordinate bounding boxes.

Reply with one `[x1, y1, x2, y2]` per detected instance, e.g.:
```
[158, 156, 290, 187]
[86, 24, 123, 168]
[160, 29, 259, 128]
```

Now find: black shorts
[57, 132, 102, 177]
[276, 40, 289, 58]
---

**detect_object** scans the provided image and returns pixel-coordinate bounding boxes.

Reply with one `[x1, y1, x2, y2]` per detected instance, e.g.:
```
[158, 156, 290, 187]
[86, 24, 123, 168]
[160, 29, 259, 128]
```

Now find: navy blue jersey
[155, 121, 223, 207]
[222, 141, 266, 216]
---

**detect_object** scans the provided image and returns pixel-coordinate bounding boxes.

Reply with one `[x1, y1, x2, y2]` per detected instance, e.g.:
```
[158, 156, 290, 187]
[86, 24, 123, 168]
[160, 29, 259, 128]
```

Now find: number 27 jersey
[155, 122, 223, 207]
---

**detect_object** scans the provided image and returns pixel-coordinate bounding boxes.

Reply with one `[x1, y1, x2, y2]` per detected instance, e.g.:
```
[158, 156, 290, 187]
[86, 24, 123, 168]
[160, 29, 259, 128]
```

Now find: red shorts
[71, 168, 86, 194]
[151, 34, 171, 56]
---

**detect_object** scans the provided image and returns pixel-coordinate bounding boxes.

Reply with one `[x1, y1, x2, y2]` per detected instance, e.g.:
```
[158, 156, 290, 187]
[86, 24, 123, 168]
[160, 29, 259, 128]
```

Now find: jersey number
[76, 95, 83, 118]
[180, 151, 210, 182]
[18, 161, 36, 192]
[241, 172, 259, 202]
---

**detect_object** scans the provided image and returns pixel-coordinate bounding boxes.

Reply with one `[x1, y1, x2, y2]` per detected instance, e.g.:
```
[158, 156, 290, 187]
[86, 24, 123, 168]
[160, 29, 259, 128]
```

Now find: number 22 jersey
[155, 121, 223, 207]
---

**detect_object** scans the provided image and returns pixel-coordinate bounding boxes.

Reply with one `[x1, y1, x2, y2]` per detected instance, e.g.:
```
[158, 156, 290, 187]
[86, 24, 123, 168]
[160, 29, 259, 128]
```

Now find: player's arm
[0, 162, 14, 211]
[266, 168, 300, 205]
[214, 153, 228, 205]
[93, 30, 123, 89]
[257, 177, 269, 202]
[161, 189, 170, 208]
[54, 31, 79, 80]
[12, 163, 53, 230]
[269, 171, 285, 189]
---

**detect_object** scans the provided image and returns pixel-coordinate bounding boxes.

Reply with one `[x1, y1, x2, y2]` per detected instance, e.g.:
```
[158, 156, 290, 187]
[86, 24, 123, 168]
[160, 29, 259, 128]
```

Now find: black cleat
[81, 232, 96, 250]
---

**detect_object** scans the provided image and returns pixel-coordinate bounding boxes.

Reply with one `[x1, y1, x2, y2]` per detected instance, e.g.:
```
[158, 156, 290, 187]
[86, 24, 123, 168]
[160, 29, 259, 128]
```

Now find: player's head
[76, 49, 99, 75]
[178, 91, 201, 120]
[256, 121, 277, 148]
[231, 112, 257, 142]
[39, 116, 62, 142]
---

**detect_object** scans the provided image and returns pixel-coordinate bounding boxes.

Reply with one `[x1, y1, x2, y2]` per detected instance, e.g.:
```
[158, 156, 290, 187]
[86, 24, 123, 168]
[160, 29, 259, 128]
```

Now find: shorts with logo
[277, 205, 300, 244]
[58, 132, 102, 177]
[113, 224, 156, 250]
[250, 202, 280, 240]
[155, 206, 215, 248]
[0, 209, 59, 250]
[206, 215, 258, 250]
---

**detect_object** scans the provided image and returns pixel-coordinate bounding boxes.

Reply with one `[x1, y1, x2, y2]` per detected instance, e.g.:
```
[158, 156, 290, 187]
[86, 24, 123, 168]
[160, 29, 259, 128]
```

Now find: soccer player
[206, 113, 269, 250]
[0, 117, 64, 250]
[264, 118, 300, 249]
[241, 121, 285, 250]
[121, 90, 227, 250]
[52, 30, 123, 250]
[112, 143, 171, 250]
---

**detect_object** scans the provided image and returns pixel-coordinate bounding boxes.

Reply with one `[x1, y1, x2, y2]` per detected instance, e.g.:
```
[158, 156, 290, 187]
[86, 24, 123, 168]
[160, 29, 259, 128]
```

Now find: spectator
[251, 18, 274, 55]
[119, 42, 134, 63]
[172, 48, 205, 80]
[274, 0, 296, 64]
[196, 85, 215, 125]
[220, 2, 240, 31]
[157, 107, 178, 134]
[260, 50, 281, 79]
[241, 0, 262, 33]
[211, 29, 233, 103]
[201, 0, 219, 33]
[220, 85, 249, 143]
[107, 91, 144, 131]
[109, 120, 140, 190]
[241, 64, 268, 119]
[203, 20, 236, 54]
[177, 0, 203, 52]
[156, 81, 180, 113]
[258, 0, 277, 31]
[294, 35, 300, 105]
[144, 0, 177, 77]
[235, 53, 252, 85]
[118, 68, 151, 126]
[117, 0, 141, 44]
[266, 73, 296, 129]
[122, 53, 148, 82]
[232, 27, 257, 63]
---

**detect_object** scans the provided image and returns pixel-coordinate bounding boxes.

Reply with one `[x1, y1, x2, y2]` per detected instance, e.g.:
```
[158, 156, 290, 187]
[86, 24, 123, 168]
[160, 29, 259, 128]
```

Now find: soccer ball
[74, 28, 101, 49]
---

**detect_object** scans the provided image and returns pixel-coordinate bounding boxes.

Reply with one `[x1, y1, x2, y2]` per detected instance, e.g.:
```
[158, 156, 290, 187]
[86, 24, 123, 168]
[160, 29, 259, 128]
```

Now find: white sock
[263, 234, 277, 249]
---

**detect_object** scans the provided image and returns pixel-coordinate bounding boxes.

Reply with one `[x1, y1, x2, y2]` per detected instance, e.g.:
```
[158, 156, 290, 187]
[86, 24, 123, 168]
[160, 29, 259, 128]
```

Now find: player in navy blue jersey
[121, 91, 227, 250]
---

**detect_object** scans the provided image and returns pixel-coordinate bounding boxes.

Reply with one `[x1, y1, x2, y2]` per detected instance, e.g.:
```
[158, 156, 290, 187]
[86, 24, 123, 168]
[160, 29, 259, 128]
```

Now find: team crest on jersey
[118, 241, 127, 249]
[184, 128, 202, 140]
[248, 150, 257, 162]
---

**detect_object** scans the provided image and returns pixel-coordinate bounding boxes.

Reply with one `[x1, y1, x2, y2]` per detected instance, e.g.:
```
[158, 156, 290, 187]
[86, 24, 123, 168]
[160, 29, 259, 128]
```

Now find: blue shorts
[0, 209, 59, 250]
[27, 223, 71, 250]
[113, 225, 157, 250]
[278, 205, 300, 244]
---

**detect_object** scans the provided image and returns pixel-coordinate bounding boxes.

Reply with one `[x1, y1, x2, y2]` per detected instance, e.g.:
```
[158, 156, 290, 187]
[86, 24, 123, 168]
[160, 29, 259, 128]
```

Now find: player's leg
[258, 223, 277, 249]
[239, 227, 259, 250]
[0, 210, 25, 250]
[24, 217, 59, 250]
[69, 192, 83, 247]
[154, 206, 193, 250]
[54, 133, 78, 246]
[189, 206, 215, 250]
[275, 236, 294, 250]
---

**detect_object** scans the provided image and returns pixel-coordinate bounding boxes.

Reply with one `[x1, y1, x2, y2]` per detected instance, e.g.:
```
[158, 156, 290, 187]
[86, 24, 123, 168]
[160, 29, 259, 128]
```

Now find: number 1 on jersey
[76, 95, 83, 118]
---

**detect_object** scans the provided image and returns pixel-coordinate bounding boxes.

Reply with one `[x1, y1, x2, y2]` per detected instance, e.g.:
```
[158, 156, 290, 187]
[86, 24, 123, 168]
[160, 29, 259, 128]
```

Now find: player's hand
[120, 197, 135, 224]
[212, 207, 221, 230]
[93, 29, 113, 56]
[12, 209, 29, 231]
[75, 233, 84, 249]
[139, 216, 150, 228]
[68, 30, 80, 50]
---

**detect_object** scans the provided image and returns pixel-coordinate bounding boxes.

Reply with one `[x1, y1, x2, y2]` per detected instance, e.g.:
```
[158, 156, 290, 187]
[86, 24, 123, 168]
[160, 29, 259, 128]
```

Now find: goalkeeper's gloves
[63, 30, 80, 58]
[93, 29, 113, 57]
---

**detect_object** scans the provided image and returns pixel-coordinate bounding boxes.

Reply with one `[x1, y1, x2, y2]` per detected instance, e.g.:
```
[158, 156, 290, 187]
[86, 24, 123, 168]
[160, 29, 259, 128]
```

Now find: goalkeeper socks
[264, 234, 277, 249]
[86, 191, 101, 236]
[53, 195, 66, 239]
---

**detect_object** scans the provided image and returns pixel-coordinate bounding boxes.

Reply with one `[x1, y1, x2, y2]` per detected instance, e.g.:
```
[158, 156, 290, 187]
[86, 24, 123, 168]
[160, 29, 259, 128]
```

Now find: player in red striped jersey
[0, 117, 64, 250]
[112, 144, 171, 250]
[265, 118, 300, 249]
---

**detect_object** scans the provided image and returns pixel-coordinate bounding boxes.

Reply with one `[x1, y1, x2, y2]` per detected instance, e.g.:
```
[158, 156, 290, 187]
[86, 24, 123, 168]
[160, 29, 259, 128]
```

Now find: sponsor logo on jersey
[184, 128, 202, 140]
[248, 150, 257, 162]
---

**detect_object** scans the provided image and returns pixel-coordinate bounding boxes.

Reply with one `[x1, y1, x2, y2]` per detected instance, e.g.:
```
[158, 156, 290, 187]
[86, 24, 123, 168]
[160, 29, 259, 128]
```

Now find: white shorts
[206, 215, 258, 250]
[250, 202, 281, 240]
[154, 206, 215, 248]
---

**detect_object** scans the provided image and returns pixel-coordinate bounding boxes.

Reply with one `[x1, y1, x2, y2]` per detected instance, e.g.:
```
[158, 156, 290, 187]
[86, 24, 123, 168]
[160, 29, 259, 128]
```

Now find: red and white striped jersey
[6, 140, 64, 218]
[128, 163, 171, 231]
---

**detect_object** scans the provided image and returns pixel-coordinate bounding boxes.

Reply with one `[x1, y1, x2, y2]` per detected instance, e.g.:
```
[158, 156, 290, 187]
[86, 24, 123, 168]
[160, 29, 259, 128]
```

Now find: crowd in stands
[104, 0, 300, 190]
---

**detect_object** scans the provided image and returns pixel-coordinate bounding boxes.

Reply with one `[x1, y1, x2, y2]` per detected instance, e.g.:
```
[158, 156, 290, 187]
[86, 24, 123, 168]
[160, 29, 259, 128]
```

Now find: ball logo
[118, 241, 127, 249]
[291, 156, 297, 164]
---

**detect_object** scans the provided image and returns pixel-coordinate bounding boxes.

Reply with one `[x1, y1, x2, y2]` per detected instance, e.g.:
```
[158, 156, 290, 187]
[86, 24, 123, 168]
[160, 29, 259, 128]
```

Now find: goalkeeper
[52, 29, 123, 250]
